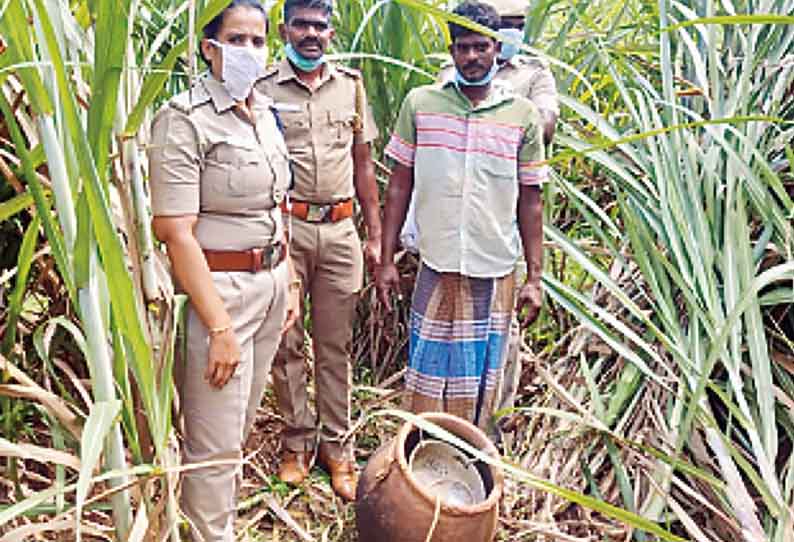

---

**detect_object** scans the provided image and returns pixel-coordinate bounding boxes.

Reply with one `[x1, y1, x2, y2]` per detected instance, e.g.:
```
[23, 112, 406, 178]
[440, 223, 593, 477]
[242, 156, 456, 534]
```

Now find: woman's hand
[153, 215, 240, 388]
[206, 327, 242, 389]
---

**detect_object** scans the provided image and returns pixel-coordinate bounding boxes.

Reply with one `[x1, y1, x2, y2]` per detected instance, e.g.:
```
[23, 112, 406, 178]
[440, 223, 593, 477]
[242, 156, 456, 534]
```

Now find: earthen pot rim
[393, 412, 504, 515]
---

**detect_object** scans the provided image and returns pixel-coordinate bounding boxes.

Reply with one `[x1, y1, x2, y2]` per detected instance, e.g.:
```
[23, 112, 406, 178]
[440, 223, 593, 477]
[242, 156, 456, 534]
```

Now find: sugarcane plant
[537, 1, 794, 540]
[1, 0, 793, 540]
[0, 0, 230, 538]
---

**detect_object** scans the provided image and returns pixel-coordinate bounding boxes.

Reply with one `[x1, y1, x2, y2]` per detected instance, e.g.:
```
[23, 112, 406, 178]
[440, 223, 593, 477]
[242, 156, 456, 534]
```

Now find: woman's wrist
[208, 323, 232, 340]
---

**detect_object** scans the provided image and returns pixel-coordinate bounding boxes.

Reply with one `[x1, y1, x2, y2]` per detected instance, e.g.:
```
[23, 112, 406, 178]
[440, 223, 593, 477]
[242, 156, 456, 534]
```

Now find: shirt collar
[500, 56, 521, 70]
[441, 78, 514, 111]
[276, 58, 338, 88]
[200, 72, 237, 113]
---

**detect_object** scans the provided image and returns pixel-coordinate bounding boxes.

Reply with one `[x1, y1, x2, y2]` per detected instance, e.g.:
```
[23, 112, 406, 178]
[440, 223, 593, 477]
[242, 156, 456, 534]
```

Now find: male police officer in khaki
[256, 0, 381, 501]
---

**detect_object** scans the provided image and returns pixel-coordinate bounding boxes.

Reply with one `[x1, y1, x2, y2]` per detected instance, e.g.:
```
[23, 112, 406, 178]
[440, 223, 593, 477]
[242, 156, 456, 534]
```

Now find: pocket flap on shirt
[212, 145, 261, 167]
[329, 110, 355, 125]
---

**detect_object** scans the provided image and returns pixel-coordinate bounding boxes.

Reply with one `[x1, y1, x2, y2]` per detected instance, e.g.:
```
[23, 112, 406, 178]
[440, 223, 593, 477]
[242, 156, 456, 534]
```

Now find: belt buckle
[263, 244, 283, 270]
[250, 248, 264, 273]
[264, 245, 278, 269]
[306, 203, 329, 222]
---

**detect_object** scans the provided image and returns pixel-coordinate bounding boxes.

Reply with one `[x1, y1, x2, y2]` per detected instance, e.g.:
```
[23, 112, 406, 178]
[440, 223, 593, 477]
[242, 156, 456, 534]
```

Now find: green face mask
[285, 43, 325, 72]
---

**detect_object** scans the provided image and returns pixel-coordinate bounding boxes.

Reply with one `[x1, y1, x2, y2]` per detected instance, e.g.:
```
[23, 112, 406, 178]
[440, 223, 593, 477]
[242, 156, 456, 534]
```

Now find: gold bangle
[208, 323, 232, 337]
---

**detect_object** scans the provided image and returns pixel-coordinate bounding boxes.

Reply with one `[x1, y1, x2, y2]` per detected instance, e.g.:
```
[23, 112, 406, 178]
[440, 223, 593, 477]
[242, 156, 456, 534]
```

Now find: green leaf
[31, 0, 159, 453]
[2, 215, 40, 355]
[0, 92, 75, 304]
[0, 192, 38, 222]
[87, 0, 131, 177]
[662, 14, 794, 33]
[75, 400, 121, 542]
[0, 0, 53, 115]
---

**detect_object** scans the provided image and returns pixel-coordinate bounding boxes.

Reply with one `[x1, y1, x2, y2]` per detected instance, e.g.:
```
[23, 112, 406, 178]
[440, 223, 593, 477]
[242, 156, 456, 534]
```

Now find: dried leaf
[0, 437, 80, 471]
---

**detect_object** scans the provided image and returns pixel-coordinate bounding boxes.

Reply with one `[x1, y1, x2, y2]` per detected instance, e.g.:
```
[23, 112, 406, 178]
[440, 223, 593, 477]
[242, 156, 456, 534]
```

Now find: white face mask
[208, 39, 268, 101]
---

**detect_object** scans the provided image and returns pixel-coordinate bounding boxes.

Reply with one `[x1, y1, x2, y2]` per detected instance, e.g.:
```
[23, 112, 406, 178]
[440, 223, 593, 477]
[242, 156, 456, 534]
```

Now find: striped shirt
[385, 80, 548, 278]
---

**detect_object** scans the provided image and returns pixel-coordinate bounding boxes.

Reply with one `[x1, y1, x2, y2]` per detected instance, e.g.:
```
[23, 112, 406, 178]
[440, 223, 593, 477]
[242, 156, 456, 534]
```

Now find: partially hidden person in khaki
[148, 1, 300, 540]
[256, 0, 381, 502]
[401, 0, 559, 442]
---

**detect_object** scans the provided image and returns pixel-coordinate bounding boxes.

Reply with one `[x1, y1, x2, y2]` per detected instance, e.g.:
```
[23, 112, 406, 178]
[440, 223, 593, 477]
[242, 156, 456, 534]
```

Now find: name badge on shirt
[273, 102, 302, 113]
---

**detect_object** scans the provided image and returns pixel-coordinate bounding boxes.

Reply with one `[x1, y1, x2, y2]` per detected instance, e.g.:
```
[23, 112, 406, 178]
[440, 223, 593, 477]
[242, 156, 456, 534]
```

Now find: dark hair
[448, 1, 500, 42]
[283, 0, 333, 23]
[200, 0, 268, 64]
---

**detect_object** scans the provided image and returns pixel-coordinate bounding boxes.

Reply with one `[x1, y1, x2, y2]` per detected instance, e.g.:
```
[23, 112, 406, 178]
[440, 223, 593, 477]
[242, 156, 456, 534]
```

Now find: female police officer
[148, 1, 299, 539]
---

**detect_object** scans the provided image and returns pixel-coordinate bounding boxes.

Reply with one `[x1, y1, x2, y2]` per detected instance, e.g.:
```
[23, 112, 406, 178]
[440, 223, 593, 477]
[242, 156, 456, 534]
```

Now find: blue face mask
[454, 60, 499, 87]
[285, 43, 325, 72]
[498, 28, 524, 61]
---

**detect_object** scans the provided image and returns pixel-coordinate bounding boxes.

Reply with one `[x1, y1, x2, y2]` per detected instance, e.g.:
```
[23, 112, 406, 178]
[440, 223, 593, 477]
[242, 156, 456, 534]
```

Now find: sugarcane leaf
[2, 215, 41, 355]
[75, 400, 121, 542]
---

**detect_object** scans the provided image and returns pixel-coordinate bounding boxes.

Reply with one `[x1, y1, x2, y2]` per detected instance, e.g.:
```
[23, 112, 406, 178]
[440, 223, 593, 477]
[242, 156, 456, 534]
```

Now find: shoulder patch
[336, 64, 362, 79]
[169, 86, 211, 115]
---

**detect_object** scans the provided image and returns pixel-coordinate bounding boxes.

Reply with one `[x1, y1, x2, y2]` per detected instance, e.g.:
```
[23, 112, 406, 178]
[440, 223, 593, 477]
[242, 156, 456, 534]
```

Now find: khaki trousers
[178, 263, 288, 542]
[272, 217, 363, 460]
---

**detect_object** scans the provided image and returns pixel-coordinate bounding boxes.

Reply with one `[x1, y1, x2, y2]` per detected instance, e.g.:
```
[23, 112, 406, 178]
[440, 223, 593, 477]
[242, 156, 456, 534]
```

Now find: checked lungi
[404, 264, 515, 432]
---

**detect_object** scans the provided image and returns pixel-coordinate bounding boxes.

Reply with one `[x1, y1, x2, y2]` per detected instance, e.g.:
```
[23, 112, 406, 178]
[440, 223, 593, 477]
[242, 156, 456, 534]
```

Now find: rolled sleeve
[518, 120, 548, 186]
[528, 68, 559, 115]
[148, 107, 201, 216]
[384, 92, 417, 167]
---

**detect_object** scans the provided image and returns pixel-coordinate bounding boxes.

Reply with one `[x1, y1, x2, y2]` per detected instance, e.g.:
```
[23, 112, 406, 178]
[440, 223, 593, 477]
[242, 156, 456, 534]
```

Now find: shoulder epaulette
[260, 65, 280, 80]
[336, 65, 362, 79]
[516, 55, 551, 69]
[168, 85, 211, 115]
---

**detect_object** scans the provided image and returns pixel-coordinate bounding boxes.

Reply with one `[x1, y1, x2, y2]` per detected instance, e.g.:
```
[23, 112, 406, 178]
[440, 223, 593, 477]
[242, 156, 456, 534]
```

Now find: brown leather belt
[203, 244, 286, 273]
[281, 198, 354, 223]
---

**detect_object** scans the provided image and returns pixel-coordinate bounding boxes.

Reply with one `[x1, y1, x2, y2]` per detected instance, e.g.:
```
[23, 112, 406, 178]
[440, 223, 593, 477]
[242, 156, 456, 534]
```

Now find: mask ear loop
[206, 38, 226, 80]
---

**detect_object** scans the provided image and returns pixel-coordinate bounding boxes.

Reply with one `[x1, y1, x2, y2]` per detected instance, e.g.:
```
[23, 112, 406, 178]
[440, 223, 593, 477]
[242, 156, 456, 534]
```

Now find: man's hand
[281, 287, 301, 335]
[375, 262, 401, 310]
[515, 281, 542, 330]
[363, 237, 381, 274]
[206, 328, 241, 389]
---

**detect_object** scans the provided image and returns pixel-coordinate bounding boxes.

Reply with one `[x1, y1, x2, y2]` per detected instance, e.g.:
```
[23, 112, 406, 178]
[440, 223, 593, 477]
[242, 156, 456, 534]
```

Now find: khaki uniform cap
[490, 0, 528, 17]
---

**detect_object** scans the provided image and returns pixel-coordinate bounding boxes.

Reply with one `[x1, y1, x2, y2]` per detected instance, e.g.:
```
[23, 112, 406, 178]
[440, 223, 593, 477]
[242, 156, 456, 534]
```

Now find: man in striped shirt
[375, 0, 547, 434]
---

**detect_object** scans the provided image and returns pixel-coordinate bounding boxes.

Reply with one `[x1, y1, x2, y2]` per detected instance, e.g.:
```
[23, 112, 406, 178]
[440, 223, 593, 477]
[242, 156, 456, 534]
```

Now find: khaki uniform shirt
[148, 73, 291, 251]
[438, 56, 559, 114]
[255, 59, 377, 204]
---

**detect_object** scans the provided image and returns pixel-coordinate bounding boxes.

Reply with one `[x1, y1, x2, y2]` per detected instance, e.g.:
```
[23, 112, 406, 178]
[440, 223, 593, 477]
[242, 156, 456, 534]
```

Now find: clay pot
[356, 412, 504, 542]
